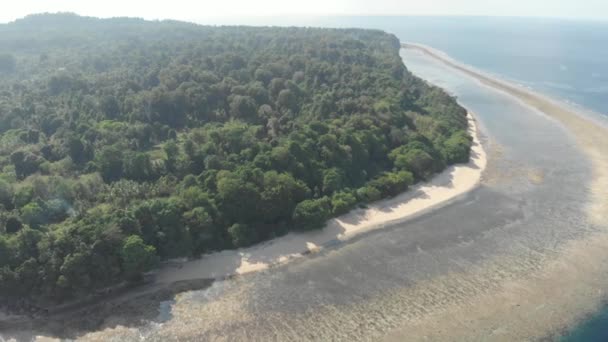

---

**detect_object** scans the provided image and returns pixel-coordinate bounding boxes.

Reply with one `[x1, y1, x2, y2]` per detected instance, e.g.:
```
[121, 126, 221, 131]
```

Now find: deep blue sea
[308, 16, 608, 341]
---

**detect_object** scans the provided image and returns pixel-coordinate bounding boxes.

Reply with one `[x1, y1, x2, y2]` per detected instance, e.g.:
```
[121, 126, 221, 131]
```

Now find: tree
[260, 171, 310, 223]
[229, 95, 257, 121]
[99, 95, 121, 119]
[180, 186, 214, 210]
[44, 198, 69, 222]
[227, 223, 258, 248]
[369, 171, 414, 197]
[322, 168, 344, 195]
[331, 191, 357, 216]
[163, 140, 179, 172]
[277, 89, 297, 111]
[390, 145, 437, 180]
[121, 235, 158, 279]
[216, 172, 261, 223]
[0, 54, 16, 73]
[254, 68, 273, 85]
[356, 185, 382, 203]
[67, 135, 86, 164]
[0, 179, 14, 209]
[11, 151, 41, 180]
[15, 258, 39, 294]
[47, 73, 75, 95]
[149, 88, 187, 128]
[4, 216, 22, 234]
[59, 251, 92, 290]
[123, 151, 154, 181]
[292, 197, 331, 230]
[269, 78, 285, 98]
[20, 202, 46, 228]
[0, 236, 10, 267]
[0, 266, 18, 296]
[442, 130, 472, 164]
[184, 207, 219, 254]
[13, 185, 33, 208]
[133, 197, 192, 258]
[96, 145, 124, 182]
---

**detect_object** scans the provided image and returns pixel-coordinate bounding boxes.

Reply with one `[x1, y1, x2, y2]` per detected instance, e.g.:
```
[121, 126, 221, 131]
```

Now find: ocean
[387, 17, 608, 341]
[301, 16, 608, 340]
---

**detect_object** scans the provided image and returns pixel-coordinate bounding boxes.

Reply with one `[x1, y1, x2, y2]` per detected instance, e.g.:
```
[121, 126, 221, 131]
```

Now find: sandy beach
[156, 113, 487, 284]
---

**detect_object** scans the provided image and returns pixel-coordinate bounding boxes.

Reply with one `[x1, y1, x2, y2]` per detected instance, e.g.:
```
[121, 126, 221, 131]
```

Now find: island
[0, 14, 474, 317]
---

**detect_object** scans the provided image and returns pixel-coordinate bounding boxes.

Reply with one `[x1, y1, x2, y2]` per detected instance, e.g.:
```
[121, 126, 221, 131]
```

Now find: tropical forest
[0, 13, 471, 309]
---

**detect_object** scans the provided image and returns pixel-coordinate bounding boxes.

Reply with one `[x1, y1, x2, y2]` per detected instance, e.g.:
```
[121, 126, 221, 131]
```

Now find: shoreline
[0, 112, 488, 338]
[402, 42, 608, 225]
[36, 43, 607, 342]
[0, 51, 487, 339]
[393, 43, 608, 340]
[154, 113, 487, 284]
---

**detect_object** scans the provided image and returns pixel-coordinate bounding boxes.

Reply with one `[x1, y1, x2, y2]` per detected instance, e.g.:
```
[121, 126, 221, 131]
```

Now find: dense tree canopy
[0, 13, 471, 307]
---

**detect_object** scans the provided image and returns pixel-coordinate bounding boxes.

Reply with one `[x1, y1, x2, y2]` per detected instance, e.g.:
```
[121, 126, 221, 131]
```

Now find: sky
[1, 0, 608, 24]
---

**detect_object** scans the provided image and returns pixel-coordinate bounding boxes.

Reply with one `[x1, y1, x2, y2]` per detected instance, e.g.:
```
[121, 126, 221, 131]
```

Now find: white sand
[157, 114, 487, 283]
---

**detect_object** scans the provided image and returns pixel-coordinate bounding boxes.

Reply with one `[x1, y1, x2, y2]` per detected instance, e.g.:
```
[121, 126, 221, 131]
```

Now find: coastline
[402, 42, 608, 226]
[155, 113, 487, 284]
[389, 43, 608, 340]
[0, 50, 487, 339]
[37, 43, 607, 342]
[0, 111, 488, 339]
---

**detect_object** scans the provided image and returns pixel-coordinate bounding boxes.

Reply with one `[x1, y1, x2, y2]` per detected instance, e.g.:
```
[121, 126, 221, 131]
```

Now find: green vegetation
[0, 13, 471, 307]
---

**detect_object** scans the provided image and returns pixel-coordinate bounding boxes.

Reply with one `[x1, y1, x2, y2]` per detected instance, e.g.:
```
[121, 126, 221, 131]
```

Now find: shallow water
[40, 47, 598, 342]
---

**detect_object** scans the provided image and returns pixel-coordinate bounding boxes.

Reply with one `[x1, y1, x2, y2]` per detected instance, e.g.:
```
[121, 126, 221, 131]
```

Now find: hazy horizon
[3, 12, 608, 27]
[2, 0, 608, 24]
